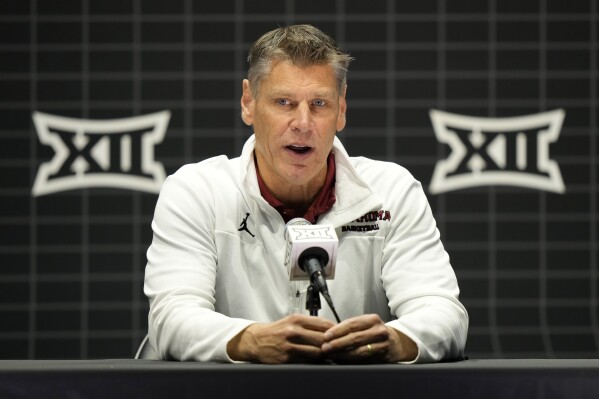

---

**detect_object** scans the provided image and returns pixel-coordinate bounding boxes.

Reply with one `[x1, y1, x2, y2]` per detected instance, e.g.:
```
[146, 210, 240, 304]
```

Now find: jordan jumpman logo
[238, 213, 255, 237]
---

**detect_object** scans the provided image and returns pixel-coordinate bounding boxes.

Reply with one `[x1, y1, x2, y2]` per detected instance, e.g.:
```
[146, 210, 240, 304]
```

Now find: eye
[313, 99, 326, 107]
[275, 98, 291, 106]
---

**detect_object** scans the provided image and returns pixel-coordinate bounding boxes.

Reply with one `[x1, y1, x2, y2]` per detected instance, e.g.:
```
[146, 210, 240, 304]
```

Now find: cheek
[254, 108, 284, 131]
[253, 125, 278, 160]
[253, 137, 272, 169]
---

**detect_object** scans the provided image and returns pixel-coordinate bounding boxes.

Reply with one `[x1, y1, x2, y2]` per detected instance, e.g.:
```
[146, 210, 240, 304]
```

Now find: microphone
[285, 218, 340, 322]
[298, 246, 331, 298]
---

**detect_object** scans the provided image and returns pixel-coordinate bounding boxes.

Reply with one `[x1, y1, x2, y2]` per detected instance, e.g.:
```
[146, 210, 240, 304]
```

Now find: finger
[279, 315, 336, 347]
[287, 342, 328, 361]
[291, 327, 331, 347]
[321, 330, 370, 354]
[258, 341, 327, 364]
[289, 314, 335, 332]
[322, 324, 390, 354]
[324, 314, 380, 341]
[325, 342, 383, 364]
[354, 342, 379, 359]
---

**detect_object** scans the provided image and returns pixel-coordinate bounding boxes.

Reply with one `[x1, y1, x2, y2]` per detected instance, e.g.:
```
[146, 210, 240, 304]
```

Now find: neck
[265, 174, 324, 209]
[254, 159, 325, 209]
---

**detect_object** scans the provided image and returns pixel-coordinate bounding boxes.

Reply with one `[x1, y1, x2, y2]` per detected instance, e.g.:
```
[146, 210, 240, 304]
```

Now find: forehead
[260, 60, 338, 96]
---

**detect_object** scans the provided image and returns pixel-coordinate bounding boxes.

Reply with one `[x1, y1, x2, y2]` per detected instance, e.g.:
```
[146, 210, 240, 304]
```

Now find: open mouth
[287, 145, 312, 155]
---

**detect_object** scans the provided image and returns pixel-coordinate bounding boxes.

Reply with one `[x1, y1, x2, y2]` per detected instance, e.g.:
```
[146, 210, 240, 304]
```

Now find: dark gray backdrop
[0, 0, 597, 360]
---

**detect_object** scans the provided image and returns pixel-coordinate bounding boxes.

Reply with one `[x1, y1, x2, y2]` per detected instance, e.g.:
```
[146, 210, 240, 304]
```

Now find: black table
[0, 359, 598, 399]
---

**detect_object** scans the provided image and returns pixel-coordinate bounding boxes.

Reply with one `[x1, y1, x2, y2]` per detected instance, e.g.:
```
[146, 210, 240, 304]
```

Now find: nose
[290, 102, 312, 132]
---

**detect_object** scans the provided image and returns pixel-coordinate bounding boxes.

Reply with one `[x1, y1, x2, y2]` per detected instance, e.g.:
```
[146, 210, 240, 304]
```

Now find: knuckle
[365, 314, 382, 324]
[282, 324, 299, 338]
[373, 325, 390, 339]
[285, 314, 302, 323]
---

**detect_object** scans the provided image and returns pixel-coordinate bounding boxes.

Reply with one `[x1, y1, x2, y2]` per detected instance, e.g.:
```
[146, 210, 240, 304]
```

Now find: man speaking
[144, 24, 468, 364]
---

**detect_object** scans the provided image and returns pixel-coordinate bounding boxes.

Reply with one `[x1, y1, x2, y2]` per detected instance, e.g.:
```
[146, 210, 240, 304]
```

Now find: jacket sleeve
[143, 166, 254, 362]
[381, 176, 469, 363]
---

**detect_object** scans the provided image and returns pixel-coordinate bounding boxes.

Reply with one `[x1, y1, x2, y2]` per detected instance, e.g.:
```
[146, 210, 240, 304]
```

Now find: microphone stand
[305, 283, 321, 316]
[305, 282, 341, 322]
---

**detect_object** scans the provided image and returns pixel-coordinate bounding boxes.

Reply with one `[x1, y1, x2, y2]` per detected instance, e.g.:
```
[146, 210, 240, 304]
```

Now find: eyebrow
[269, 89, 337, 99]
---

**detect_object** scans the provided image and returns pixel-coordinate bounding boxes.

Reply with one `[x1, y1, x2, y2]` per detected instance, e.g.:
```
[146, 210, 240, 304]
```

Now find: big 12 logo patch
[428, 109, 565, 195]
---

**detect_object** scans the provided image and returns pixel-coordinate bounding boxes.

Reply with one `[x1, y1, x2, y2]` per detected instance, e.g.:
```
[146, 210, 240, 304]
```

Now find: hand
[227, 314, 335, 364]
[321, 314, 418, 364]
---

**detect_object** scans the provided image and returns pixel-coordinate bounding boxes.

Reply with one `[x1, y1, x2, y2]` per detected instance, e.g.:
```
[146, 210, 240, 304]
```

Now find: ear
[240, 79, 254, 126]
[336, 84, 347, 132]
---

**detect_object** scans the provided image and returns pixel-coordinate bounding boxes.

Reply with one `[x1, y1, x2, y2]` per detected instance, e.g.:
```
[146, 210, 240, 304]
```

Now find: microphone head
[284, 222, 338, 281]
[298, 247, 329, 270]
[286, 217, 312, 227]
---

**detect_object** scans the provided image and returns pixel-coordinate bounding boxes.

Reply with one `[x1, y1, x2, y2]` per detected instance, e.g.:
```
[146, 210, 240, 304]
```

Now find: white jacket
[144, 135, 468, 363]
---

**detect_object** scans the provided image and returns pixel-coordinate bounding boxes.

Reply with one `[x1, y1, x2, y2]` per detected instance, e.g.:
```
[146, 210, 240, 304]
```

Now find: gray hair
[246, 24, 353, 98]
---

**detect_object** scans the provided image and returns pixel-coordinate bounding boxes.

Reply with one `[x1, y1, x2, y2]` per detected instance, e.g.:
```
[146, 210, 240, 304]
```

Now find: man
[144, 24, 468, 364]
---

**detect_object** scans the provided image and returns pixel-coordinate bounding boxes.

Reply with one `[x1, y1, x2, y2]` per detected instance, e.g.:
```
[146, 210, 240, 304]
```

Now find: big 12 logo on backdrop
[428, 109, 565, 195]
[31, 111, 170, 196]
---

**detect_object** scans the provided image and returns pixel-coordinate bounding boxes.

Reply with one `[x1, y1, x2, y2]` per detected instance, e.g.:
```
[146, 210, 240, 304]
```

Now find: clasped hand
[227, 313, 417, 364]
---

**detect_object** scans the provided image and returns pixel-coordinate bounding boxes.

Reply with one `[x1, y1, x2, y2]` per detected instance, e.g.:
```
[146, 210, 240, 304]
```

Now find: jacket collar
[240, 134, 382, 226]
